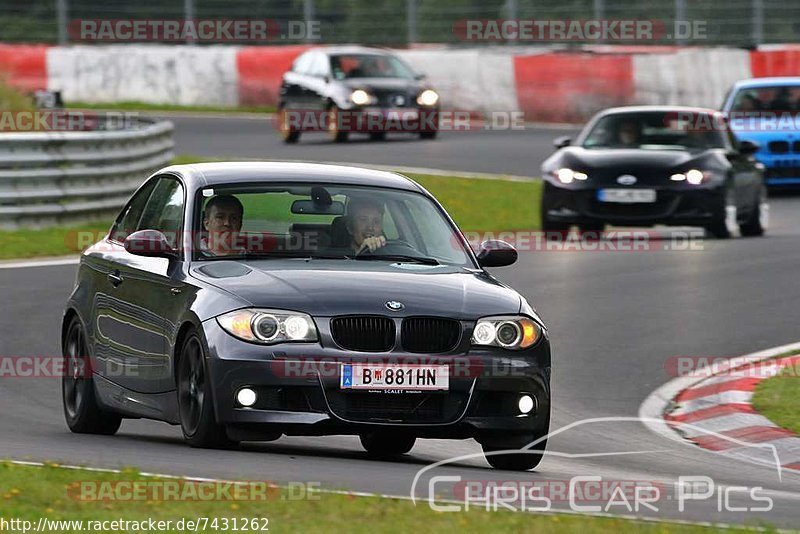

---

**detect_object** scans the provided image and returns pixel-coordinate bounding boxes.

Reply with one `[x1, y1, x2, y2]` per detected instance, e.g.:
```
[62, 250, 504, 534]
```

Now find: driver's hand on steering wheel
[357, 235, 386, 254]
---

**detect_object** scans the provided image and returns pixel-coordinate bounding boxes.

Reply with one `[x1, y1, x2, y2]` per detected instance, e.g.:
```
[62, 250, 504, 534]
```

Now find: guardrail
[0, 118, 174, 230]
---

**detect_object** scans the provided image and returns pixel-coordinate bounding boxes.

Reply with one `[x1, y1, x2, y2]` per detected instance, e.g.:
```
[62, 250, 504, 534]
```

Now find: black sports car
[62, 162, 550, 471]
[277, 46, 440, 143]
[540, 106, 768, 238]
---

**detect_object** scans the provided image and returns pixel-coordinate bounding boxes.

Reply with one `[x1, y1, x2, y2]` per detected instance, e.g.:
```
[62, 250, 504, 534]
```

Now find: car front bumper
[201, 319, 550, 442]
[543, 181, 726, 226]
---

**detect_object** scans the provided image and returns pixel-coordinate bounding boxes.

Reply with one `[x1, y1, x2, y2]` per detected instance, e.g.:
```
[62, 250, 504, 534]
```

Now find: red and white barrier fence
[1, 44, 799, 123]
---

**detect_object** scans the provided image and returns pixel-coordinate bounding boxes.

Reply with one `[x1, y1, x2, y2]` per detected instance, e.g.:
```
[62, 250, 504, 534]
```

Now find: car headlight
[416, 89, 439, 107]
[217, 309, 318, 344]
[471, 316, 541, 350]
[349, 89, 375, 106]
[553, 168, 588, 184]
[670, 169, 712, 185]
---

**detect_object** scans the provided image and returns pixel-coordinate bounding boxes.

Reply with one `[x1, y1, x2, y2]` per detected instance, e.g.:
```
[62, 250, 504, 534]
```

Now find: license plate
[340, 364, 449, 391]
[597, 188, 657, 203]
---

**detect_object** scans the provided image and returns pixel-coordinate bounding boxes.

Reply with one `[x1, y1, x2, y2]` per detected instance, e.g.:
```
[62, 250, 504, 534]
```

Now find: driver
[615, 119, 641, 147]
[346, 196, 387, 254]
[201, 195, 244, 256]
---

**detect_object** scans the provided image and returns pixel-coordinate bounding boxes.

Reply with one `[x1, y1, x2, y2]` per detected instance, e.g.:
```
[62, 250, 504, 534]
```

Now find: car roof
[157, 161, 423, 192]
[596, 105, 720, 116]
[730, 77, 800, 89]
[313, 45, 396, 56]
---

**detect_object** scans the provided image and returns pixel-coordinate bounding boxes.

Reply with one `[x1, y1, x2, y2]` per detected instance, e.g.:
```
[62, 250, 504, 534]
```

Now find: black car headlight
[217, 309, 318, 344]
[670, 169, 717, 185]
[550, 168, 588, 184]
[471, 316, 541, 349]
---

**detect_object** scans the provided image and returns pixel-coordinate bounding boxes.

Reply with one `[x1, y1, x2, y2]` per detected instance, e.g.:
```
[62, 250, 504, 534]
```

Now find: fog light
[518, 394, 534, 414]
[236, 387, 257, 407]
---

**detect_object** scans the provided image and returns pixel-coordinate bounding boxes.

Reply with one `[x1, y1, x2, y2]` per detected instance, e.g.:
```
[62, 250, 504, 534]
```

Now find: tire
[419, 131, 437, 140]
[327, 106, 348, 143]
[277, 108, 300, 144]
[177, 332, 238, 449]
[481, 437, 547, 471]
[360, 432, 416, 457]
[62, 316, 122, 435]
[705, 187, 737, 239]
[739, 185, 768, 237]
[369, 132, 387, 141]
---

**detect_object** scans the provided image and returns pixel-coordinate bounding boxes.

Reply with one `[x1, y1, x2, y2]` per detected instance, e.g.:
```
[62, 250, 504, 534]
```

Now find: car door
[305, 52, 332, 111]
[95, 175, 189, 395]
[280, 51, 313, 111]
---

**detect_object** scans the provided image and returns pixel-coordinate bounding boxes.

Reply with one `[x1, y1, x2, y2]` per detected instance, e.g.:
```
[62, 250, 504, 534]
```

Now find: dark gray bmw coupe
[62, 162, 551, 470]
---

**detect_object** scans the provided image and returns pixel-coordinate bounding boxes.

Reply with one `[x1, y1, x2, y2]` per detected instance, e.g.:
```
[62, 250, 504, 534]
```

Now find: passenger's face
[350, 205, 384, 246]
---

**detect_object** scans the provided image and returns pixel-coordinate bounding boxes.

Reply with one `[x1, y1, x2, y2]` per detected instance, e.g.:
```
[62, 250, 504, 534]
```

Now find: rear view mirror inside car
[291, 199, 345, 215]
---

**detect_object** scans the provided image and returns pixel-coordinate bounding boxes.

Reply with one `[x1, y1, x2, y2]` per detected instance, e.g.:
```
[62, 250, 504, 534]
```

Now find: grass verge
[0, 462, 757, 533]
[751, 357, 800, 434]
[66, 101, 276, 114]
[0, 157, 541, 260]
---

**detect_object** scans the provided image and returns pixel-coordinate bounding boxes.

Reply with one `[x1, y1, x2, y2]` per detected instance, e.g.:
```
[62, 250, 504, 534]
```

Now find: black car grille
[401, 317, 461, 353]
[326, 391, 468, 423]
[768, 140, 790, 154]
[793, 141, 800, 153]
[372, 89, 414, 107]
[330, 316, 395, 352]
[767, 166, 800, 178]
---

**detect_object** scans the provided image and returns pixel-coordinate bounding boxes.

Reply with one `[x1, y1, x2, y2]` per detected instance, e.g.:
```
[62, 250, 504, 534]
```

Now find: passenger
[768, 87, 793, 111]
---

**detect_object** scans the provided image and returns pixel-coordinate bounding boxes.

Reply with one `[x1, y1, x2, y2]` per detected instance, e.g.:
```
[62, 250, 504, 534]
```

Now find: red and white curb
[640, 342, 800, 475]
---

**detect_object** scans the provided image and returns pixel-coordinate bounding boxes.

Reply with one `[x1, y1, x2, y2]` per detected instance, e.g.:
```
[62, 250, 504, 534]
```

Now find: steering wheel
[355, 238, 418, 256]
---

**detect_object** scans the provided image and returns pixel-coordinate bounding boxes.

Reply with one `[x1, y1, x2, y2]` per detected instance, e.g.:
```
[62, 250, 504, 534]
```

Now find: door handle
[107, 271, 123, 287]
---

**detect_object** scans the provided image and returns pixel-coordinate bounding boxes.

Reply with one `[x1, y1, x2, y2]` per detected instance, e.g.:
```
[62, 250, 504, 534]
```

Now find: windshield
[193, 184, 472, 267]
[730, 85, 800, 112]
[582, 111, 727, 151]
[330, 54, 416, 80]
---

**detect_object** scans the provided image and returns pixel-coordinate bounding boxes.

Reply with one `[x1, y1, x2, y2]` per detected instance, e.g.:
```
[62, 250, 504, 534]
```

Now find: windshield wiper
[353, 254, 440, 265]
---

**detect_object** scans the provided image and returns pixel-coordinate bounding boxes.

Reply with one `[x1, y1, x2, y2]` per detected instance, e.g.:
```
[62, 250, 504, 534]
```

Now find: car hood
[544, 147, 724, 185]
[190, 259, 522, 319]
[341, 78, 423, 92]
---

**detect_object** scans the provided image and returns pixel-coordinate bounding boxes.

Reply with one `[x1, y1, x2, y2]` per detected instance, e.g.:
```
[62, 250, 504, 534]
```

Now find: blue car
[722, 77, 800, 187]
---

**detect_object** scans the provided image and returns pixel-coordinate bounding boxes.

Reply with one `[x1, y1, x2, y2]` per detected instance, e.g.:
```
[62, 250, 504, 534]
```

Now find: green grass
[752, 358, 800, 434]
[0, 462, 759, 533]
[66, 101, 277, 114]
[0, 157, 541, 260]
[0, 221, 112, 260]
[0, 76, 35, 111]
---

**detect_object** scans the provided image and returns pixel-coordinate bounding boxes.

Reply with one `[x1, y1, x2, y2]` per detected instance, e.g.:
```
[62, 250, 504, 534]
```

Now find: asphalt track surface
[1, 118, 800, 527]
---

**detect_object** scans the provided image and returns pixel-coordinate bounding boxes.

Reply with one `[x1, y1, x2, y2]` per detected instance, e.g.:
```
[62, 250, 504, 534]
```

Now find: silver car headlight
[416, 89, 439, 106]
[350, 89, 377, 106]
[217, 309, 318, 344]
[471, 315, 541, 349]
[552, 168, 588, 184]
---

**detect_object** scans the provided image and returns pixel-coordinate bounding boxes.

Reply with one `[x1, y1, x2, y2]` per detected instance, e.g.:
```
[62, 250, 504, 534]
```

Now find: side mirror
[414, 73, 427, 81]
[124, 230, 178, 259]
[476, 240, 517, 268]
[737, 139, 759, 155]
[553, 136, 572, 149]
